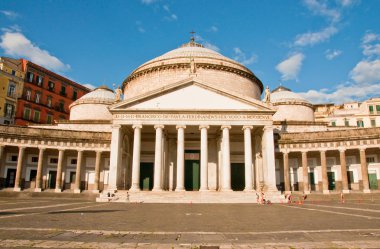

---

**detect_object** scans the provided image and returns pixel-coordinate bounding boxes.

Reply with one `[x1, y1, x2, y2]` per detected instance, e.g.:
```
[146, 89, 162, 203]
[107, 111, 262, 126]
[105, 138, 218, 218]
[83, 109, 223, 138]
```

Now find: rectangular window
[7, 83, 16, 98]
[11, 155, 18, 162]
[48, 81, 55, 91]
[35, 92, 41, 104]
[46, 114, 53, 124]
[33, 110, 40, 123]
[366, 157, 375, 163]
[46, 96, 52, 107]
[357, 120, 364, 127]
[369, 105, 374, 114]
[49, 158, 58, 164]
[331, 121, 336, 127]
[11, 70, 16, 76]
[72, 90, 77, 100]
[59, 101, 64, 112]
[371, 119, 376, 127]
[26, 72, 34, 82]
[36, 76, 43, 86]
[70, 172, 76, 183]
[60, 85, 66, 96]
[25, 89, 31, 101]
[377, 105, 380, 112]
[23, 108, 31, 120]
[31, 156, 38, 163]
[70, 158, 77, 165]
[344, 119, 349, 126]
[4, 103, 15, 118]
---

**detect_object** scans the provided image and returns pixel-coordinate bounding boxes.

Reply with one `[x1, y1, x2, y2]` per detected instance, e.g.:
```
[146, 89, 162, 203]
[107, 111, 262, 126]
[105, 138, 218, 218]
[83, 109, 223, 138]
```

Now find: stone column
[176, 125, 185, 191]
[339, 148, 350, 193]
[35, 147, 45, 192]
[14, 146, 25, 192]
[55, 149, 65, 192]
[283, 151, 290, 193]
[320, 150, 329, 194]
[301, 151, 310, 194]
[0, 146, 4, 178]
[108, 124, 123, 192]
[93, 150, 102, 193]
[74, 150, 83, 193]
[200, 125, 209, 191]
[359, 148, 370, 193]
[153, 125, 164, 191]
[130, 125, 142, 191]
[262, 126, 277, 191]
[243, 126, 253, 191]
[221, 125, 232, 191]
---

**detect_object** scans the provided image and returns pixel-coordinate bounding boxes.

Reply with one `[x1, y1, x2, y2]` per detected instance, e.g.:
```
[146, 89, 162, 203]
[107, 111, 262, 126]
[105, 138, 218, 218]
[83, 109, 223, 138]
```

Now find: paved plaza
[0, 196, 379, 248]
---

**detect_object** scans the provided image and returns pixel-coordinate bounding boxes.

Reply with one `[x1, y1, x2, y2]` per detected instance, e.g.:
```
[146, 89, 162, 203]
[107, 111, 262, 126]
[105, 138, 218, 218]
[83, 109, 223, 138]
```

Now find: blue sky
[1, 0, 380, 103]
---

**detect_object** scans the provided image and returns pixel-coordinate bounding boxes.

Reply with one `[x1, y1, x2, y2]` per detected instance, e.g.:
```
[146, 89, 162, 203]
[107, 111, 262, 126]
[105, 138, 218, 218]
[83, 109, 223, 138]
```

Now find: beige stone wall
[273, 104, 314, 122]
[124, 67, 262, 100]
[70, 104, 113, 121]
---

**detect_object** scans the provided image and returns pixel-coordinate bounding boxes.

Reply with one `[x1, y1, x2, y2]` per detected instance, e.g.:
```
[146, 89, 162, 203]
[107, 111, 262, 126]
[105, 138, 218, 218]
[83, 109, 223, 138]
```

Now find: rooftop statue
[264, 86, 271, 103]
[115, 85, 123, 102]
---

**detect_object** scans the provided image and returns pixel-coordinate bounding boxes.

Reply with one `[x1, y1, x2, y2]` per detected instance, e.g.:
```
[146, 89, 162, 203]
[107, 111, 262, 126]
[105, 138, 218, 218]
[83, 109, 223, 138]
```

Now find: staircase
[97, 190, 285, 203]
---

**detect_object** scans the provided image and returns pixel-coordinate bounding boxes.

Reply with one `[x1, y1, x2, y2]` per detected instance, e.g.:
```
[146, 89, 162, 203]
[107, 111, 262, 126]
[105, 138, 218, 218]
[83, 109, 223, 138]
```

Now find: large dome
[69, 86, 115, 121]
[122, 40, 264, 100]
[270, 86, 315, 122]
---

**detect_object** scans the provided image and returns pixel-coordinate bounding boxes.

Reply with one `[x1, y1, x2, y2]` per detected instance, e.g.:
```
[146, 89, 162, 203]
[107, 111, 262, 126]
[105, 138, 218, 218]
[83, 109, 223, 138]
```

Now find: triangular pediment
[110, 80, 274, 112]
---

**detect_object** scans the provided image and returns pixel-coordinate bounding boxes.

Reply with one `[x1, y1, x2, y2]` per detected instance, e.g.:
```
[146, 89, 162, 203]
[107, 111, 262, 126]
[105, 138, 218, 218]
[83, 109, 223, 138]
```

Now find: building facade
[0, 57, 25, 125]
[0, 40, 378, 203]
[15, 60, 90, 126]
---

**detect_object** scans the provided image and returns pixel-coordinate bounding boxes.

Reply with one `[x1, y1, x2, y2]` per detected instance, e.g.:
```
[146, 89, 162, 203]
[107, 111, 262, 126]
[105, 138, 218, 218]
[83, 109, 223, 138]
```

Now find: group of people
[256, 192, 271, 204]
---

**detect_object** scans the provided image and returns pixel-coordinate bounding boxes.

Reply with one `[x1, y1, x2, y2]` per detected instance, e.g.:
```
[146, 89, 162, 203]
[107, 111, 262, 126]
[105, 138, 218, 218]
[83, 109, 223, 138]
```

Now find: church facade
[0, 40, 379, 203]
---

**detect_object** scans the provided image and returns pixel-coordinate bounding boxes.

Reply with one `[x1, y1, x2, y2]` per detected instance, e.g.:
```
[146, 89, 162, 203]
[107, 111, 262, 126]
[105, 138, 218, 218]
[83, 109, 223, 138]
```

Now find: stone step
[97, 190, 285, 203]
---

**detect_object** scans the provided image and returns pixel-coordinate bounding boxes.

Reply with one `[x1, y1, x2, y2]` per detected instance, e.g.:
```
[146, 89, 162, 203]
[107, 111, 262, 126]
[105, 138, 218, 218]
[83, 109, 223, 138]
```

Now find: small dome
[270, 86, 311, 105]
[69, 85, 115, 121]
[270, 86, 315, 122]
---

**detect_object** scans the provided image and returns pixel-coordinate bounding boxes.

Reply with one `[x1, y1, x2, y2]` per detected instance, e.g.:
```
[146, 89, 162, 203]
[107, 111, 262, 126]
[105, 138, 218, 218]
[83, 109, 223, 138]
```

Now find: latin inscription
[114, 113, 271, 120]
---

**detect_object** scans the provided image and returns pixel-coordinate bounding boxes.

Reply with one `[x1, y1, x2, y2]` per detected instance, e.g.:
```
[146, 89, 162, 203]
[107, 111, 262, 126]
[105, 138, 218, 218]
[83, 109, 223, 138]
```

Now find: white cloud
[83, 83, 96, 90]
[1, 24, 21, 33]
[136, 21, 145, 33]
[163, 5, 170, 12]
[300, 83, 380, 104]
[0, 31, 70, 72]
[162, 4, 177, 21]
[303, 0, 341, 22]
[276, 53, 305, 81]
[141, 0, 157, 4]
[350, 60, 380, 84]
[208, 26, 218, 32]
[294, 26, 338, 47]
[325, 49, 342, 60]
[233, 47, 257, 65]
[337, 0, 358, 7]
[0, 10, 19, 20]
[362, 33, 380, 44]
[195, 35, 220, 52]
[362, 44, 380, 57]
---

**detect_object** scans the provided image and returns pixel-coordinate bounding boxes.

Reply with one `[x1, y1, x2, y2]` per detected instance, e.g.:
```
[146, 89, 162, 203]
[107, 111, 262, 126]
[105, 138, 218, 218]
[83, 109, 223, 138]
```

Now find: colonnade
[0, 145, 105, 193]
[108, 124, 277, 192]
[281, 147, 372, 194]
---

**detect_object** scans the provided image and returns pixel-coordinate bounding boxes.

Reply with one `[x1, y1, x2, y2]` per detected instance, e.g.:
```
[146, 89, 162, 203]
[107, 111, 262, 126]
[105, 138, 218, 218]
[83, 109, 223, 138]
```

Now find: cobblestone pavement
[0, 197, 379, 248]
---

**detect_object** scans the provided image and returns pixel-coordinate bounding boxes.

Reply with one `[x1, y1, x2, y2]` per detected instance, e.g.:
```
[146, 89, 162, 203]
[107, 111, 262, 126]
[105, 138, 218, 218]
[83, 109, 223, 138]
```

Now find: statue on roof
[115, 85, 123, 102]
[190, 57, 196, 74]
[264, 86, 271, 103]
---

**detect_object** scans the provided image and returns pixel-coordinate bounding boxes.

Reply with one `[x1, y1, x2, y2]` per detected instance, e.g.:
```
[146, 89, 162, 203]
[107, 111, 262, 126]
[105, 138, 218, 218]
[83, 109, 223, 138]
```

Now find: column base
[363, 189, 371, 193]
[152, 188, 163, 192]
[199, 188, 210, 192]
[343, 189, 350, 194]
[303, 190, 311, 194]
[244, 188, 254, 192]
[323, 190, 330, 194]
[13, 187, 21, 192]
[34, 188, 42, 192]
[175, 188, 185, 192]
[74, 189, 81, 194]
[92, 190, 100, 194]
[55, 188, 62, 193]
[284, 191, 292, 195]
[220, 188, 233, 192]
[129, 187, 141, 192]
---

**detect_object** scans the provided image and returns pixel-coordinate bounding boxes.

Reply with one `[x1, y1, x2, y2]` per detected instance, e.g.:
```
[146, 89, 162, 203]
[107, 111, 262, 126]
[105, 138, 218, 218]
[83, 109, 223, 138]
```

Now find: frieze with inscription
[114, 113, 271, 121]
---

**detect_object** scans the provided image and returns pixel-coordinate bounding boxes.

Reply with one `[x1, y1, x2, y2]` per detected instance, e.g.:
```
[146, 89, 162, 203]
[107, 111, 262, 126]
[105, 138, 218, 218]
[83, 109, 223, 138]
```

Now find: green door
[140, 163, 154, 191]
[231, 163, 245, 191]
[369, 173, 378, 190]
[185, 160, 200, 191]
[327, 172, 335, 190]
[48, 171, 57, 189]
[309, 172, 315, 191]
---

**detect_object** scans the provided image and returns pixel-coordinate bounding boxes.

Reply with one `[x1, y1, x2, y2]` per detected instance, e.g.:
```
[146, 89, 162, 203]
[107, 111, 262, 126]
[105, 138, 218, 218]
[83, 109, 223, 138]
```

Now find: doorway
[185, 150, 200, 191]
[309, 172, 315, 191]
[5, 168, 16, 187]
[327, 172, 335, 190]
[29, 169, 37, 188]
[369, 173, 378, 190]
[140, 163, 154, 191]
[48, 170, 57, 189]
[231, 163, 245, 191]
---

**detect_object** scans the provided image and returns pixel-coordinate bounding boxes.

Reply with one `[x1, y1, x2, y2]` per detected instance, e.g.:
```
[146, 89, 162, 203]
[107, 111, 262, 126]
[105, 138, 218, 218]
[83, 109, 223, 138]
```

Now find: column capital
[280, 149, 289, 154]
[37, 146, 46, 151]
[18, 146, 26, 150]
[111, 124, 121, 129]
[77, 149, 84, 153]
[176, 125, 186, 130]
[58, 148, 66, 152]
[221, 125, 231, 130]
[95, 150, 103, 154]
[359, 147, 366, 152]
[263, 125, 274, 132]
[154, 124, 164, 129]
[199, 125, 209, 130]
[338, 147, 346, 153]
[301, 150, 308, 155]
[242, 125, 253, 130]
[132, 124, 142, 129]
[319, 149, 327, 153]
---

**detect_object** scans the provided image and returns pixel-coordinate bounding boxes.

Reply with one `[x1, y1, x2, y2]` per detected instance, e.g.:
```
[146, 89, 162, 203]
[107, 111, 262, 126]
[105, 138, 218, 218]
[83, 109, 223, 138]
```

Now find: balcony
[59, 91, 67, 97]
[7, 92, 17, 99]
